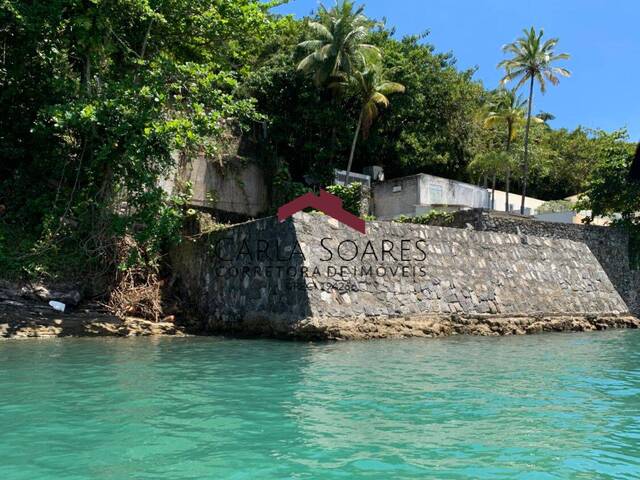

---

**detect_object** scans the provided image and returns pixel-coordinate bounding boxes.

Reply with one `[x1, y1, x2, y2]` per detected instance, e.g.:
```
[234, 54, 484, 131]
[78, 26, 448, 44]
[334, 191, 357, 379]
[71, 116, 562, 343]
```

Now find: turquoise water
[1, 332, 640, 479]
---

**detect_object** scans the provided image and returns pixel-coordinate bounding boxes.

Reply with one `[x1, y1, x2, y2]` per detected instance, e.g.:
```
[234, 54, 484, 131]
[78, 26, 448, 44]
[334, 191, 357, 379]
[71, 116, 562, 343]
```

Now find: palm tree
[296, 1, 380, 87]
[484, 88, 541, 212]
[498, 27, 570, 214]
[332, 69, 404, 184]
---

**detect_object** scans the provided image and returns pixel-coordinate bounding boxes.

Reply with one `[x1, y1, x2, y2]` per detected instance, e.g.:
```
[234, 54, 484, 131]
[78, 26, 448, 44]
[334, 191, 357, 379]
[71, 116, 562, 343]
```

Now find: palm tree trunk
[345, 108, 364, 186]
[520, 76, 535, 215]
[505, 123, 512, 212]
[491, 173, 496, 210]
[505, 168, 511, 212]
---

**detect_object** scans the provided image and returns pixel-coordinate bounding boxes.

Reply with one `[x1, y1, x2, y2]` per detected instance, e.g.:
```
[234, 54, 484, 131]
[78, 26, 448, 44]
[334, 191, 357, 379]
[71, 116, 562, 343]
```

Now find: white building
[372, 173, 490, 219]
[489, 190, 546, 216]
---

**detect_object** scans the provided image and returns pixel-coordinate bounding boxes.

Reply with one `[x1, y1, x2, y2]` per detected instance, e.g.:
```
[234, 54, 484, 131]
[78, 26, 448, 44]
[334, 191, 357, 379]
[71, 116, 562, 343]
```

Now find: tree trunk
[83, 54, 91, 96]
[345, 108, 363, 186]
[491, 173, 496, 210]
[505, 122, 512, 212]
[139, 17, 154, 60]
[520, 75, 535, 215]
[505, 168, 511, 212]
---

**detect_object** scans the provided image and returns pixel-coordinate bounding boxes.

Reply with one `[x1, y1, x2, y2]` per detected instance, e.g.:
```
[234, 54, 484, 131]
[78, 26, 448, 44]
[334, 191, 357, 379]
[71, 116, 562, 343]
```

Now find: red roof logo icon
[277, 189, 366, 234]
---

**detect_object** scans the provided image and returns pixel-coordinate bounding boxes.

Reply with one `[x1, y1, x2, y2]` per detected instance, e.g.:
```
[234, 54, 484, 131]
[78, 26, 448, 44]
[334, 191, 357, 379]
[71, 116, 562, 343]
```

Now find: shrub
[325, 183, 363, 216]
[394, 210, 453, 225]
[537, 199, 573, 214]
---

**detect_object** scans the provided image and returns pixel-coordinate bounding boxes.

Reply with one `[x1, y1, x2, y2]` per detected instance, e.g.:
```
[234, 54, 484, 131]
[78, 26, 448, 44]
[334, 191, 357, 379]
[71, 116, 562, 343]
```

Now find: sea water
[1, 331, 639, 479]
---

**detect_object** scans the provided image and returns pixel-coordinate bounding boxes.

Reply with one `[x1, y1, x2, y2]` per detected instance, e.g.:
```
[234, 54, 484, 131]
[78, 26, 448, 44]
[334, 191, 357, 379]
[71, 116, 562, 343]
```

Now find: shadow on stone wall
[170, 216, 313, 337]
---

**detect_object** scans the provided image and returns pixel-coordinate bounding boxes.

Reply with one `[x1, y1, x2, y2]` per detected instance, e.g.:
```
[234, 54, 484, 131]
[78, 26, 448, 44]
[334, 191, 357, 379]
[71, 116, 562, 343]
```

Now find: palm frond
[535, 71, 546, 93]
[377, 81, 405, 95]
[297, 39, 324, 51]
[307, 21, 332, 41]
[296, 53, 317, 72]
[370, 91, 389, 107]
[543, 70, 559, 86]
[552, 66, 571, 77]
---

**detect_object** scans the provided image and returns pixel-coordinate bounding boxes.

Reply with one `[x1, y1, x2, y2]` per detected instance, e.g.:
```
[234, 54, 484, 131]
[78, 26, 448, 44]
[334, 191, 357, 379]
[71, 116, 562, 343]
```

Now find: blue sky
[271, 0, 639, 141]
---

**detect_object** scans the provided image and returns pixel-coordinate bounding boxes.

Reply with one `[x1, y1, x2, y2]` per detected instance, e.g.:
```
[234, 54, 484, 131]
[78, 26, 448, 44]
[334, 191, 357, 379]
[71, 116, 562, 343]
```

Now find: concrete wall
[418, 175, 489, 211]
[534, 211, 577, 224]
[160, 127, 270, 218]
[180, 154, 269, 217]
[171, 212, 632, 339]
[444, 209, 639, 315]
[372, 175, 420, 219]
[491, 190, 545, 215]
[372, 174, 489, 219]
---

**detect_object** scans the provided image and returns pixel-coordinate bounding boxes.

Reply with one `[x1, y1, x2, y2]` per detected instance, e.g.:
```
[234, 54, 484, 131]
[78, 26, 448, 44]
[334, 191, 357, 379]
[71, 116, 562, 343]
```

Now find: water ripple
[1, 331, 640, 479]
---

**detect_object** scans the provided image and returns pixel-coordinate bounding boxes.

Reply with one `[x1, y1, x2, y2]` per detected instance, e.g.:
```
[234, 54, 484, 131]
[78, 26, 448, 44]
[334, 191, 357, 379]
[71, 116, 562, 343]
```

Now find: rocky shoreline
[205, 313, 640, 340]
[3, 282, 638, 341]
[0, 282, 188, 339]
[2, 305, 638, 340]
[0, 304, 187, 339]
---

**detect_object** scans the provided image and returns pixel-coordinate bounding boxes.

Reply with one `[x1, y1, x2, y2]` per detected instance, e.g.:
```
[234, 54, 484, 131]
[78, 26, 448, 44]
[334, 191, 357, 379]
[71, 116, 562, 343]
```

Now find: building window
[429, 185, 443, 204]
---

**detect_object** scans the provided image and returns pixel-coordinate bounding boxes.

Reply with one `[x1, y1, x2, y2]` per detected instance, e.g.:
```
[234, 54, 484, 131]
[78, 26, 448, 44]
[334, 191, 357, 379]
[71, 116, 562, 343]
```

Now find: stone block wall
[444, 209, 639, 315]
[171, 213, 633, 339]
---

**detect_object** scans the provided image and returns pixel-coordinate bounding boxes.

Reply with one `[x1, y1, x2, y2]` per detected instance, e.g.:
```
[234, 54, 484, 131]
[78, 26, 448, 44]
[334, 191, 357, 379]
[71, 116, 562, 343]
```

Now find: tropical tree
[296, 0, 380, 87]
[484, 88, 540, 211]
[536, 111, 556, 124]
[498, 27, 570, 214]
[331, 68, 405, 184]
[468, 151, 511, 209]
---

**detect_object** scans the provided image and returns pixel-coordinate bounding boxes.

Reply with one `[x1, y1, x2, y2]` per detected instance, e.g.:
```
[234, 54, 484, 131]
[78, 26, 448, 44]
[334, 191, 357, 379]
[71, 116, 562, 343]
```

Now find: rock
[51, 290, 82, 306]
[19, 285, 83, 307]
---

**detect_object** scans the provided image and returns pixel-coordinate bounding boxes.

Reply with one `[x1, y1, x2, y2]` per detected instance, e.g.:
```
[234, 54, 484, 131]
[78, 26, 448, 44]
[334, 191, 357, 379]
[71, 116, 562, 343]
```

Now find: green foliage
[483, 88, 540, 153]
[574, 130, 638, 268]
[468, 151, 513, 178]
[0, 221, 91, 281]
[364, 32, 485, 178]
[394, 211, 453, 225]
[325, 183, 363, 216]
[271, 161, 311, 210]
[0, 0, 274, 281]
[537, 200, 573, 214]
[1, 0, 635, 285]
[575, 130, 638, 219]
[247, 20, 486, 184]
[296, 0, 380, 87]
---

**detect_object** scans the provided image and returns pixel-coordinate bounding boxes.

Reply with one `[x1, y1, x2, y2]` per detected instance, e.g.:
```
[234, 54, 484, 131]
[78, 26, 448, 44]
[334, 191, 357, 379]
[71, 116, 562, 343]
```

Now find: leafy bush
[271, 161, 311, 211]
[394, 210, 453, 225]
[325, 183, 363, 216]
[537, 199, 574, 214]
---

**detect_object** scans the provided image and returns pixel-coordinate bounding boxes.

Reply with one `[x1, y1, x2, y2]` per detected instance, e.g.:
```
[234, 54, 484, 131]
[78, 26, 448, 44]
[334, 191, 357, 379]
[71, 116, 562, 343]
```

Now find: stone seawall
[171, 213, 637, 339]
[443, 210, 640, 316]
